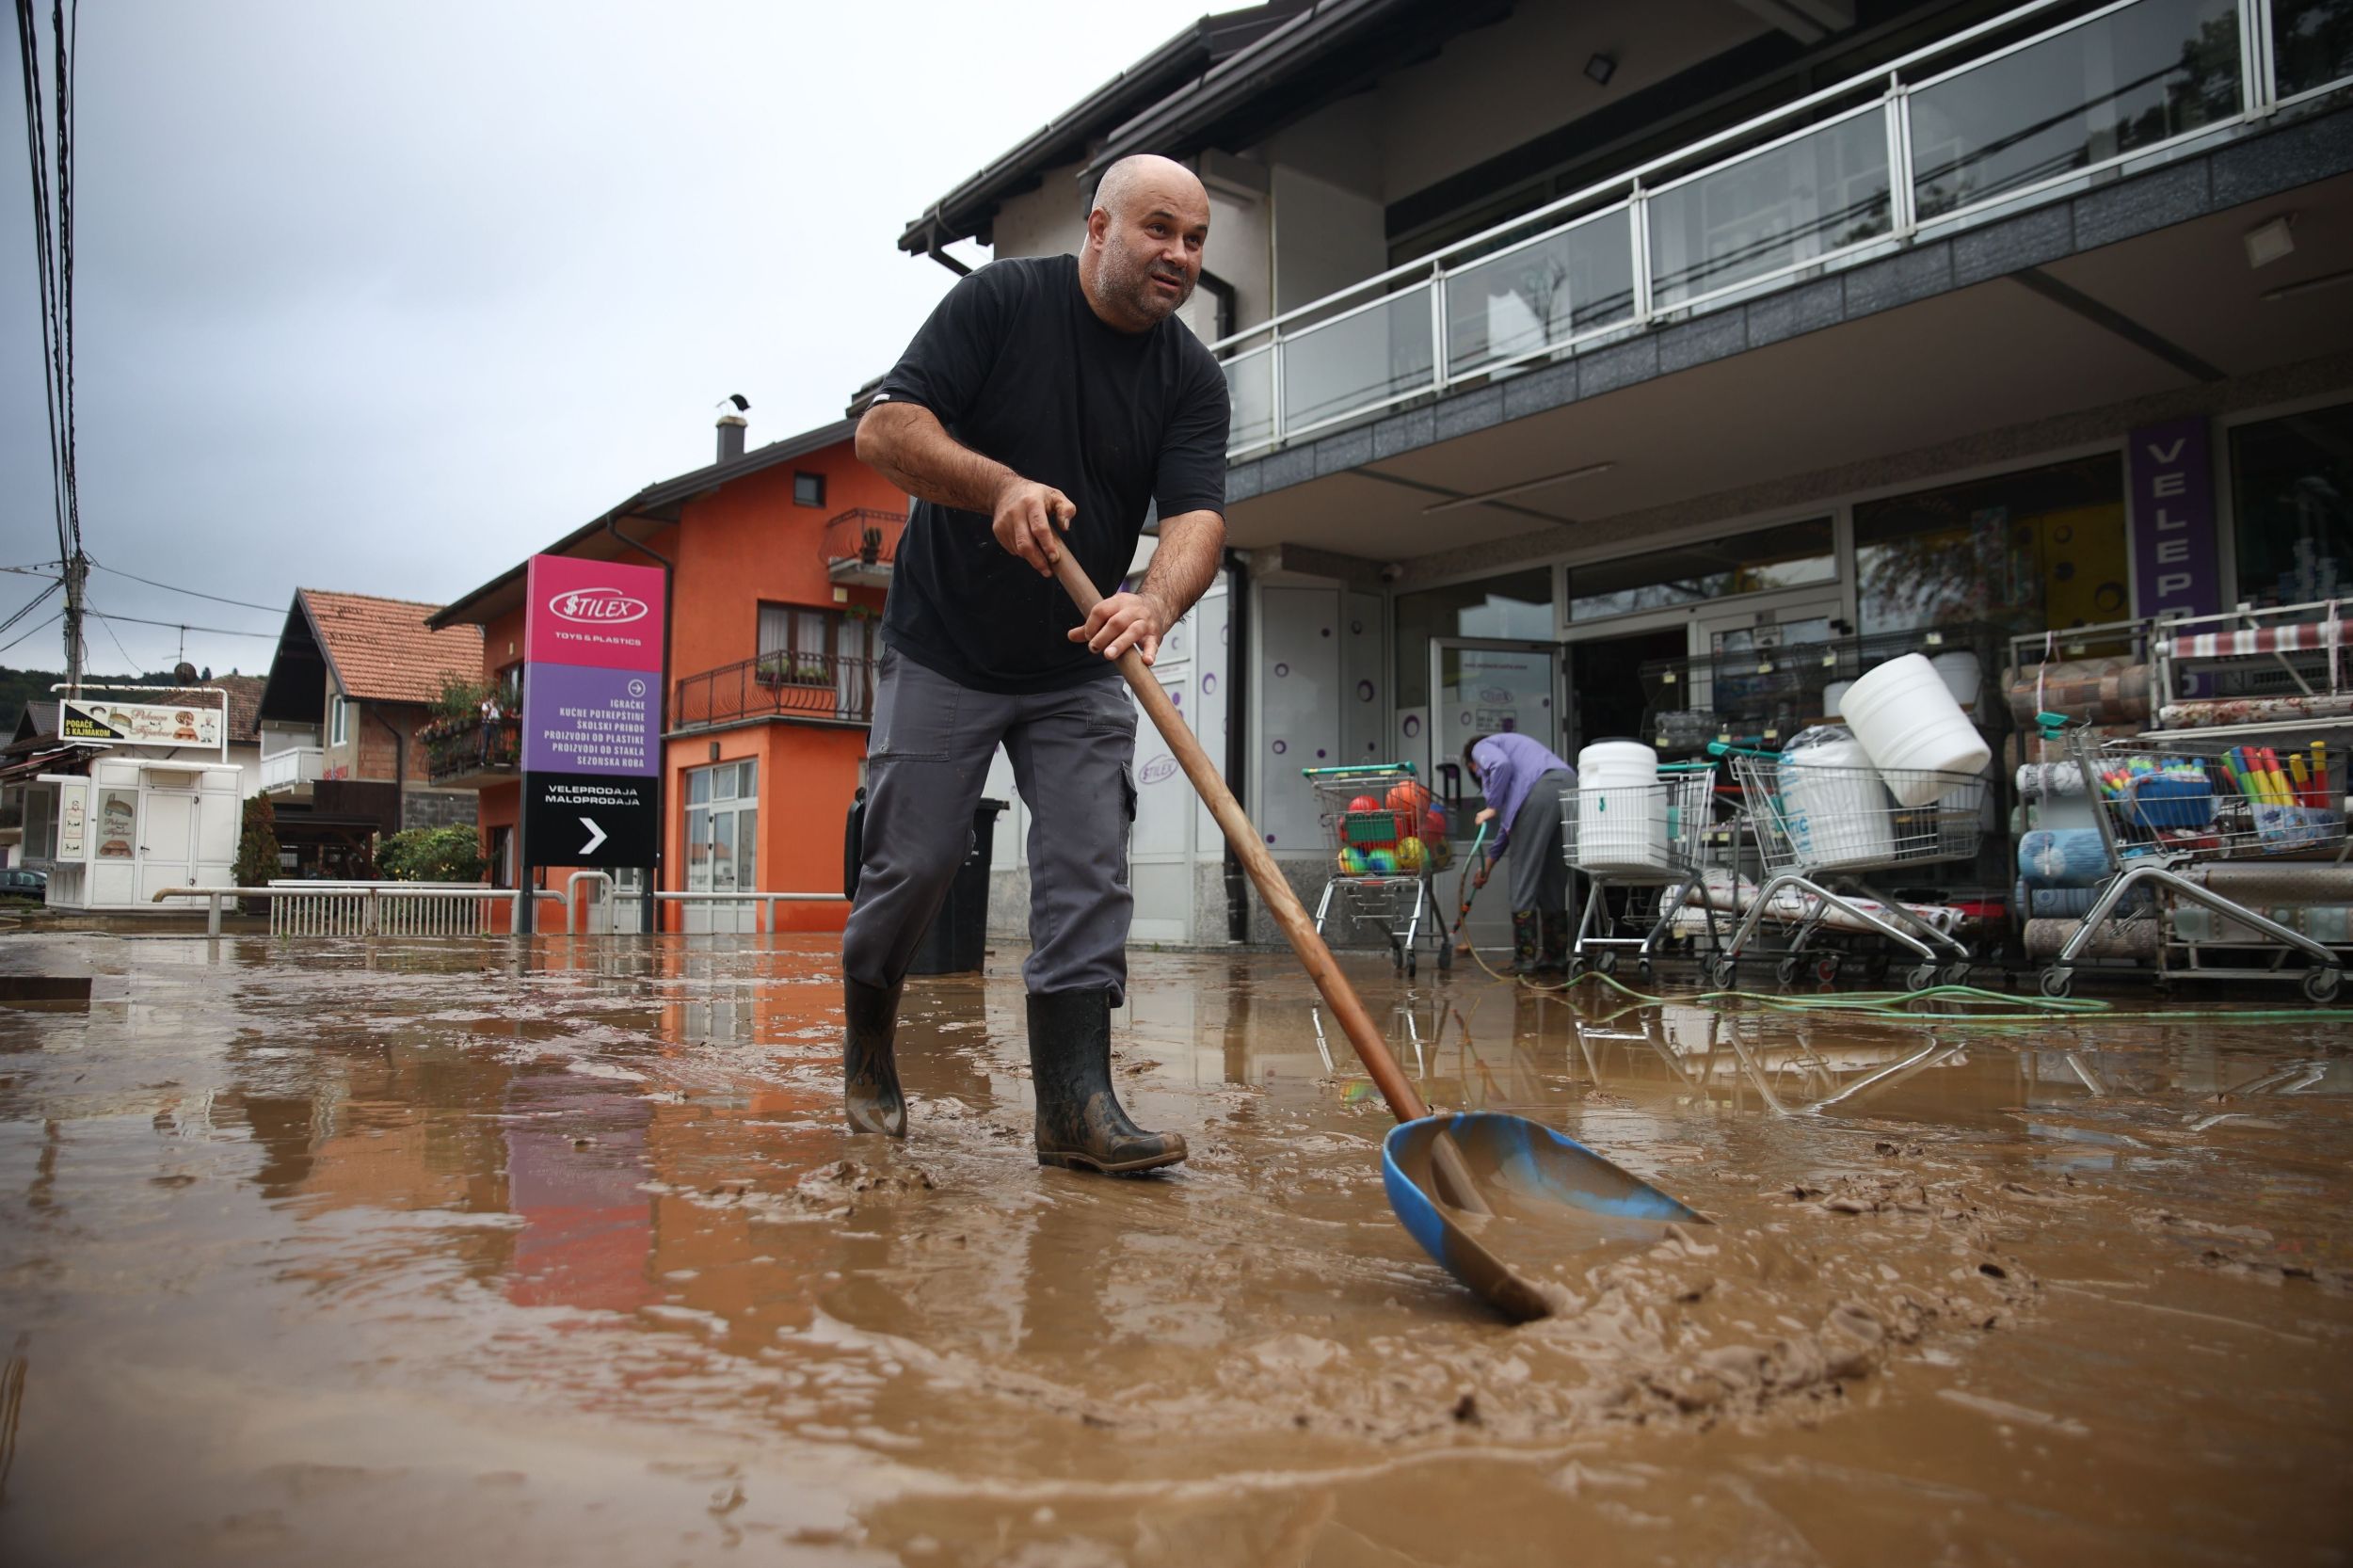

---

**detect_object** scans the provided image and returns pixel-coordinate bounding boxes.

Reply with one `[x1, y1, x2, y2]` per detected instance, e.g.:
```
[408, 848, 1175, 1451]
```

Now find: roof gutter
[1080, 0, 1425, 185]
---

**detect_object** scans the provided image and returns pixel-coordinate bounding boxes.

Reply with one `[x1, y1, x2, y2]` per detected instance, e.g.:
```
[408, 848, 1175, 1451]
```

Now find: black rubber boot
[1537, 909, 1570, 975]
[1511, 910, 1543, 975]
[1028, 988, 1187, 1175]
[842, 978, 906, 1137]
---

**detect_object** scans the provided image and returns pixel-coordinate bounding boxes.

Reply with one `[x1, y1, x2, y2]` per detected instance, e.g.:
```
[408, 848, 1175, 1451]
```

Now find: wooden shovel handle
[1053, 552, 1432, 1126]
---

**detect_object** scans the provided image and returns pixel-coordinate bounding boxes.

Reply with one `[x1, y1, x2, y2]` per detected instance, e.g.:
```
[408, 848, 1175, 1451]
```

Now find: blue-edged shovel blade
[1382, 1112, 1705, 1320]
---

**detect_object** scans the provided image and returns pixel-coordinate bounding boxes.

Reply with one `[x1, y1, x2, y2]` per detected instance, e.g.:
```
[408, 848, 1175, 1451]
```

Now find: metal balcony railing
[823, 508, 905, 567]
[259, 744, 325, 793]
[424, 723, 520, 785]
[673, 653, 877, 731]
[1213, 0, 2351, 459]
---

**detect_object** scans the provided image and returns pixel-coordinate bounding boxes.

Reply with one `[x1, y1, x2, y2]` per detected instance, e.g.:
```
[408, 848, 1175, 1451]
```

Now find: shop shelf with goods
[1303, 764, 1451, 977]
[2031, 719, 2349, 1002]
[2002, 615, 2164, 964]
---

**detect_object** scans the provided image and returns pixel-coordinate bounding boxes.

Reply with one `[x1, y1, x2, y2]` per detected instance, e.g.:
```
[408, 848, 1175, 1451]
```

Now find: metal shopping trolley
[1304, 763, 1449, 976]
[1706, 742, 1990, 991]
[2036, 722, 2347, 1002]
[1560, 761, 1721, 983]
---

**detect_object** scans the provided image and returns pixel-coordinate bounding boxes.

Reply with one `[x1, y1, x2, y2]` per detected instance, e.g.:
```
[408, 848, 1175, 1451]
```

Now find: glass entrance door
[1429, 638, 1561, 956]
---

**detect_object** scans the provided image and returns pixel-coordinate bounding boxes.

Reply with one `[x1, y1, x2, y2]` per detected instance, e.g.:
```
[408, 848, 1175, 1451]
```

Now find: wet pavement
[1, 933, 2348, 1566]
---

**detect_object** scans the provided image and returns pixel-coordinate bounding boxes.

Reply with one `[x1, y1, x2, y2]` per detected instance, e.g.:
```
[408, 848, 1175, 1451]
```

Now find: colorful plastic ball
[1394, 837, 1426, 873]
[1337, 846, 1368, 875]
[1422, 807, 1449, 841]
[1366, 849, 1398, 876]
[1346, 793, 1383, 815]
[1385, 781, 1433, 815]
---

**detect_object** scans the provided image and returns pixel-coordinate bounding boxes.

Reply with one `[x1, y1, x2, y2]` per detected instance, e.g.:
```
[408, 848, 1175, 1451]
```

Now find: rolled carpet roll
[2016, 762, 2087, 800]
[2025, 915, 2160, 961]
[2011, 880, 2153, 918]
[2179, 862, 2353, 904]
[2158, 694, 2353, 728]
[2019, 829, 2111, 888]
[2169, 904, 2353, 946]
[2005, 664, 2153, 727]
[2004, 724, 2142, 773]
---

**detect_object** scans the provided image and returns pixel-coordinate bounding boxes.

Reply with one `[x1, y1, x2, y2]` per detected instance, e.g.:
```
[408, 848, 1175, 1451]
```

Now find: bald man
[844, 154, 1229, 1174]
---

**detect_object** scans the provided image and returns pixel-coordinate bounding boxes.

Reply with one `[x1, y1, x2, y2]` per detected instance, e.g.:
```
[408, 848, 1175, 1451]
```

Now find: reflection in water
[0, 936, 2345, 1567]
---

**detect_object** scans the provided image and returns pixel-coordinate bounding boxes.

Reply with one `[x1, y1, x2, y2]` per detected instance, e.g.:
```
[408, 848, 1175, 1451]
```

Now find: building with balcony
[904, 0, 2353, 948]
[255, 589, 485, 877]
[429, 412, 907, 932]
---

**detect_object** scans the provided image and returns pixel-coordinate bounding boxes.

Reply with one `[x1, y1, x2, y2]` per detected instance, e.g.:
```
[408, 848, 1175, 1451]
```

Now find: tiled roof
[299, 590, 482, 705]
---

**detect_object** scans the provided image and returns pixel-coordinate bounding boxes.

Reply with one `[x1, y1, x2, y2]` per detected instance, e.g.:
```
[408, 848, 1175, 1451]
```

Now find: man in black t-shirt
[842, 154, 1229, 1175]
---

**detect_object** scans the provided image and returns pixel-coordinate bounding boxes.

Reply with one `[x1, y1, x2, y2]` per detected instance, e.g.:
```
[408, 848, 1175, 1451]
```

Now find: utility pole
[61, 549, 87, 693]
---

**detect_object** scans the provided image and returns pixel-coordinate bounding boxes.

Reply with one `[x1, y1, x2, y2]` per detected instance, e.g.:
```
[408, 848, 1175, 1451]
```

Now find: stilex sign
[520, 553, 664, 869]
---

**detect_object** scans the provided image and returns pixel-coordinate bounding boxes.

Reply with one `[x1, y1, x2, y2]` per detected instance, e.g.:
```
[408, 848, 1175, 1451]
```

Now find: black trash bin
[843, 791, 1008, 976]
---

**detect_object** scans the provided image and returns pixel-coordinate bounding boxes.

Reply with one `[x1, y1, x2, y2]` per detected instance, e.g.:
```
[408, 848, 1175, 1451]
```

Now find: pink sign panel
[524, 554, 665, 672]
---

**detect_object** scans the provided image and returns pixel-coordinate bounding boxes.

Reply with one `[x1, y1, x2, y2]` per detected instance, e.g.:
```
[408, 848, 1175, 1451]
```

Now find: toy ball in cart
[1303, 764, 1453, 974]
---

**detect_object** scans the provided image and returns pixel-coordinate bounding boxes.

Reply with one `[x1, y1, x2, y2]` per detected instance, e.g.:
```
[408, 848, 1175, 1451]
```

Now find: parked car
[0, 867, 47, 898]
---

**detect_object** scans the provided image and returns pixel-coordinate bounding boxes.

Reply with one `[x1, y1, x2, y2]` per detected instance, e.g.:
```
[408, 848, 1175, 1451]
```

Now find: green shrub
[233, 794, 281, 914]
[376, 824, 487, 883]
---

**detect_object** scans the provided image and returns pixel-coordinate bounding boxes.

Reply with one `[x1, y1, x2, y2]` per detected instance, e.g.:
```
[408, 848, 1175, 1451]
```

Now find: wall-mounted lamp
[1585, 53, 1616, 86]
[2244, 214, 2297, 269]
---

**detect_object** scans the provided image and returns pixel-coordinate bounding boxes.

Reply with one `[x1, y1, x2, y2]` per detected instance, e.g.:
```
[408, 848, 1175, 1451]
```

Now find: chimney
[716, 412, 747, 464]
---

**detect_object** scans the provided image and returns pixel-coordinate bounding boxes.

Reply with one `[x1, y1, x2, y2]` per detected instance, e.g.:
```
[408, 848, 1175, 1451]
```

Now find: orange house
[429, 413, 904, 933]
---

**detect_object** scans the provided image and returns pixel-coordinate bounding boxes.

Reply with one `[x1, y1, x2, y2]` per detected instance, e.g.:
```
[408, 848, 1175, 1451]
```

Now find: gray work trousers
[841, 648, 1138, 1001]
[1502, 767, 1576, 914]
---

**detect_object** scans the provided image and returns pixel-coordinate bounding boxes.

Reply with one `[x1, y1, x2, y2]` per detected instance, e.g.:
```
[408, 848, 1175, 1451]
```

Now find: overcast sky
[2, 1, 1209, 680]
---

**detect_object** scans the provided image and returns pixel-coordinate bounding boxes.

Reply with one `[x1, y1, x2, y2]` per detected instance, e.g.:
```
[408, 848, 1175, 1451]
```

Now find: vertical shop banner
[2127, 418, 2221, 618]
[521, 554, 664, 867]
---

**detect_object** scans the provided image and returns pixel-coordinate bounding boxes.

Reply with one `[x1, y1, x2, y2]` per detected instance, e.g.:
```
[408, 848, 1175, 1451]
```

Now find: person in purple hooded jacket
[1463, 731, 1577, 975]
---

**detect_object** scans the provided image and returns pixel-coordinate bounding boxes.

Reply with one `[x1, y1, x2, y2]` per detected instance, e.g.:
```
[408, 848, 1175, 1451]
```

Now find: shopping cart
[1560, 761, 1720, 983]
[1304, 763, 1449, 976]
[2036, 721, 2346, 1002]
[1706, 742, 1990, 991]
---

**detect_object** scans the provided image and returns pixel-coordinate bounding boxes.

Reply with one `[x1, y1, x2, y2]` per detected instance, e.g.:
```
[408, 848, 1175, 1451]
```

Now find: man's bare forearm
[1136, 509, 1226, 624]
[855, 403, 1016, 514]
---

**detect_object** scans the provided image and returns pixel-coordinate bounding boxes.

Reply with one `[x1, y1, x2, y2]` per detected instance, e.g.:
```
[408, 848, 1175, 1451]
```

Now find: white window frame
[329, 694, 348, 747]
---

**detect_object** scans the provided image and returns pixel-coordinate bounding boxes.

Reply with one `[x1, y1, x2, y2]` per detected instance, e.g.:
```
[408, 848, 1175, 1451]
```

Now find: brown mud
[0, 935, 2348, 1565]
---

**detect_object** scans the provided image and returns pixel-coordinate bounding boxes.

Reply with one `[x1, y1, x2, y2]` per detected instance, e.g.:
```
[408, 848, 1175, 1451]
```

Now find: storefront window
[1564, 518, 1834, 622]
[2231, 401, 2353, 607]
[1394, 568, 1553, 712]
[1855, 456, 2127, 635]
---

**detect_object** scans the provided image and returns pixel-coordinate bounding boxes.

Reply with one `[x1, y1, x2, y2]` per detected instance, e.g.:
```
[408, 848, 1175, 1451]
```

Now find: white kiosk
[34, 687, 242, 911]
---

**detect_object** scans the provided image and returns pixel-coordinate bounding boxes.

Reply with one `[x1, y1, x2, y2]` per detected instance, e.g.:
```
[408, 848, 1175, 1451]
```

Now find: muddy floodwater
[1, 934, 2348, 1565]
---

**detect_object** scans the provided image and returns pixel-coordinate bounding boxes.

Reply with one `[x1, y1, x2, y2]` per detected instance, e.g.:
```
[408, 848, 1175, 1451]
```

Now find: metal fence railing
[1213, 0, 2347, 459]
[673, 653, 877, 731]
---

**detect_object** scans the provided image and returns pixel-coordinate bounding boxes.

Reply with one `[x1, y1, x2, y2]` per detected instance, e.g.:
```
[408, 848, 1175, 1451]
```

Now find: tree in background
[233, 794, 281, 915]
[376, 824, 487, 883]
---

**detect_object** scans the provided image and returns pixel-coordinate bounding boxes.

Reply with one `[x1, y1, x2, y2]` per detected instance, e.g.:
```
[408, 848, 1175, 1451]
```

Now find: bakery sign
[59, 696, 228, 756]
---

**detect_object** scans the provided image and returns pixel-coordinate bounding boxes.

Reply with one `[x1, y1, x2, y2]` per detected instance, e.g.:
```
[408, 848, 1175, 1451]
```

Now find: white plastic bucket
[1576, 741, 1666, 873]
[1930, 649, 1982, 714]
[1837, 653, 1992, 807]
[1778, 739, 1894, 869]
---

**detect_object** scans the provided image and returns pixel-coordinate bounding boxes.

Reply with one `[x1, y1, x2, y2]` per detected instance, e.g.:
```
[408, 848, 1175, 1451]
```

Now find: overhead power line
[15, 0, 85, 685]
[86, 609, 279, 640]
[0, 611, 61, 658]
[90, 557, 282, 614]
[0, 578, 62, 638]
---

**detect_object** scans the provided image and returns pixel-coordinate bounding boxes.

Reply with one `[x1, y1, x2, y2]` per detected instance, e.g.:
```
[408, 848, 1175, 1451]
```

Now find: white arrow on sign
[578, 816, 608, 856]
